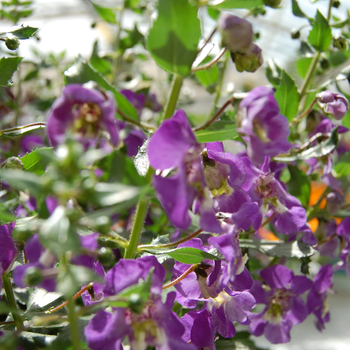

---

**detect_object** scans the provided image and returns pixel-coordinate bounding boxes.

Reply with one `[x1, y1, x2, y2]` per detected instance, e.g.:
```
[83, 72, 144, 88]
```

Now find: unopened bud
[326, 191, 344, 215]
[316, 90, 349, 120]
[263, 0, 282, 8]
[218, 14, 253, 53]
[332, 0, 341, 8]
[320, 57, 330, 70]
[232, 43, 263, 73]
[3, 156, 24, 170]
[5, 37, 20, 51]
[333, 36, 348, 52]
[291, 29, 300, 40]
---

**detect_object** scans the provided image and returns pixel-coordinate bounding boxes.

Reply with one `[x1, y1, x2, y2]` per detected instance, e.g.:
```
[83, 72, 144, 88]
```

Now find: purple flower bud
[218, 14, 253, 53]
[326, 190, 344, 215]
[316, 91, 349, 120]
[232, 43, 263, 73]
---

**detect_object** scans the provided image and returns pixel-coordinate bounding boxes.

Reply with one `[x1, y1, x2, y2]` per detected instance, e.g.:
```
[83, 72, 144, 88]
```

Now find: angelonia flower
[46, 84, 119, 148]
[249, 265, 313, 344]
[316, 91, 349, 120]
[147, 110, 222, 233]
[218, 14, 253, 53]
[237, 86, 292, 165]
[85, 256, 194, 350]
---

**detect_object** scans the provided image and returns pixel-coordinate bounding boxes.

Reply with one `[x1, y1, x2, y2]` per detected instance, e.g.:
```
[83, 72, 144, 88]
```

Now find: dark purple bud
[316, 91, 349, 120]
[218, 14, 253, 53]
[232, 44, 263, 73]
[326, 190, 344, 215]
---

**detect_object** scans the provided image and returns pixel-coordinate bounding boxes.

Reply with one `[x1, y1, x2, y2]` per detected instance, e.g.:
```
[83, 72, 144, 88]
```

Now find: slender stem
[14, 53, 21, 126]
[67, 298, 81, 350]
[192, 48, 227, 72]
[117, 109, 155, 131]
[261, 212, 276, 228]
[297, 132, 330, 153]
[2, 275, 23, 330]
[299, 51, 321, 98]
[162, 74, 184, 121]
[318, 232, 337, 246]
[290, 98, 317, 125]
[193, 96, 233, 132]
[46, 283, 94, 314]
[162, 265, 196, 289]
[124, 168, 153, 259]
[138, 228, 203, 250]
[198, 27, 217, 54]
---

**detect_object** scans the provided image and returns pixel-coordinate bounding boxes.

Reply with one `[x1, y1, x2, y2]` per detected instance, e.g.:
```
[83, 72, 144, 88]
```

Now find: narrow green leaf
[146, 0, 201, 76]
[0, 209, 15, 223]
[4, 25, 38, 39]
[265, 59, 282, 88]
[20, 147, 53, 175]
[239, 239, 315, 258]
[161, 247, 222, 264]
[90, 40, 112, 75]
[274, 70, 299, 122]
[296, 56, 313, 79]
[91, 2, 117, 24]
[0, 169, 44, 195]
[287, 165, 311, 207]
[275, 127, 338, 162]
[210, 0, 263, 9]
[0, 122, 45, 137]
[308, 10, 332, 52]
[195, 120, 237, 143]
[64, 55, 139, 123]
[291, 0, 307, 18]
[194, 56, 219, 91]
[0, 56, 23, 87]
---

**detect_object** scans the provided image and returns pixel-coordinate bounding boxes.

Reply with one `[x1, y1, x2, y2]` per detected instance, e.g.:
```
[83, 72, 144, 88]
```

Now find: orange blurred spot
[309, 182, 327, 208]
[308, 217, 319, 233]
[257, 227, 280, 241]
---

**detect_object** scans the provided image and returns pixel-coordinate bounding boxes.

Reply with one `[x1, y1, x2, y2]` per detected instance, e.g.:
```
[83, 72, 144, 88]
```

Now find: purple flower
[47, 84, 119, 148]
[0, 223, 17, 292]
[316, 91, 349, 120]
[148, 110, 222, 232]
[85, 256, 194, 350]
[121, 89, 145, 117]
[249, 265, 312, 344]
[307, 265, 333, 331]
[237, 87, 292, 165]
[218, 14, 253, 53]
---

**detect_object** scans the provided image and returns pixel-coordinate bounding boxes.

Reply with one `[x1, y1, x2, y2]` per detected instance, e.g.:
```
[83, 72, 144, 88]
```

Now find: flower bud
[232, 43, 263, 73]
[326, 191, 343, 215]
[218, 14, 253, 53]
[316, 91, 349, 120]
[333, 36, 348, 52]
[263, 0, 282, 8]
[332, 0, 341, 8]
[291, 29, 300, 40]
[2, 156, 24, 170]
[5, 37, 20, 51]
[24, 266, 43, 286]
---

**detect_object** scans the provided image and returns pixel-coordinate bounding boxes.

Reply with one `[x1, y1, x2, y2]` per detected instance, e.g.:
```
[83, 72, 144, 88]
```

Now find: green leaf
[64, 55, 139, 124]
[0, 122, 45, 137]
[146, 0, 201, 76]
[195, 119, 238, 143]
[194, 56, 219, 91]
[90, 40, 112, 75]
[275, 127, 338, 162]
[274, 70, 299, 122]
[296, 56, 313, 78]
[20, 147, 53, 175]
[39, 206, 81, 257]
[334, 151, 350, 177]
[0, 209, 16, 223]
[91, 2, 117, 24]
[147, 247, 223, 264]
[210, 0, 263, 9]
[239, 239, 315, 258]
[308, 10, 332, 52]
[287, 165, 311, 207]
[2, 25, 38, 39]
[0, 56, 23, 87]
[265, 59, 282, 88]
[291, 0, 308, 18]
[216, 333, 268, 350]
[0, 169, 44, 195]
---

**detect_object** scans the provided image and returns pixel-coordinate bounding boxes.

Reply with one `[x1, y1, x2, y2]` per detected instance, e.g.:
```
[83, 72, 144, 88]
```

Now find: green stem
[299, 51, 321, 99]
[162, 74, 184, 121]
[2, 275, 23, 330]
[67, 298, 81, 350]
[124, 168, 153, 259]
